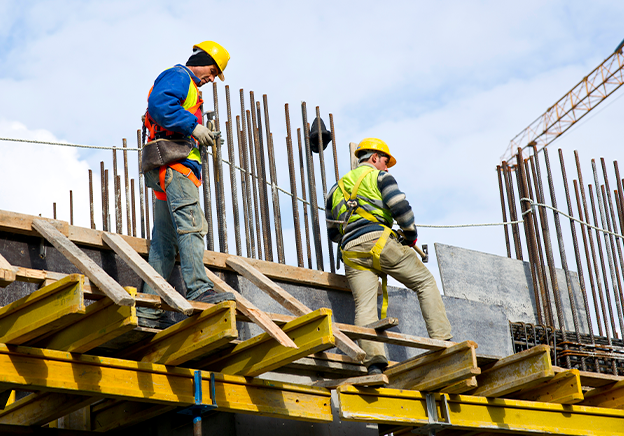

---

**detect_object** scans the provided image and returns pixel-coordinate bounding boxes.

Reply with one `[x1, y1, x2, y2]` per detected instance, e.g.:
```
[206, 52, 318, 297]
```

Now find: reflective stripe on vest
[154, 163, 202, 201]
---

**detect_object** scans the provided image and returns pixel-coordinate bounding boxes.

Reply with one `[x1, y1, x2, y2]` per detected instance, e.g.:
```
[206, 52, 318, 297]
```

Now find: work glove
[192, 124, 216, 147]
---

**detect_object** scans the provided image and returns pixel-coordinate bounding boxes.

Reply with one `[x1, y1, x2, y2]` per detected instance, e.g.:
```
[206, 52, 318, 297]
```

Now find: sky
[1, 0, 624, 287]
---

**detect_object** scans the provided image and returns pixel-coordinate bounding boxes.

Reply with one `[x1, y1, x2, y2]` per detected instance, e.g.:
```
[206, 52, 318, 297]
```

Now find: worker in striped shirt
[326, 138, 452, 375]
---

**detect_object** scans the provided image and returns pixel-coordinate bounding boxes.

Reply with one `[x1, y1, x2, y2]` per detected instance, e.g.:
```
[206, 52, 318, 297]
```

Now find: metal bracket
[178, 371, 218, 417]
[39, 238, 47, 260]
[411, 393, 452, 435]
[422, 244, 429, 263]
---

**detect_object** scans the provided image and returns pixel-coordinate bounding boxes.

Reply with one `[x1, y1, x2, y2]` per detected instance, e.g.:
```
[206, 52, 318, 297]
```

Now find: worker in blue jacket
[138, 41, 234, 328]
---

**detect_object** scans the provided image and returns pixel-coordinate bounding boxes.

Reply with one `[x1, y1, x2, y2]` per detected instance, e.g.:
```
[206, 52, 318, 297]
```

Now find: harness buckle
[346, 199, 358, 209]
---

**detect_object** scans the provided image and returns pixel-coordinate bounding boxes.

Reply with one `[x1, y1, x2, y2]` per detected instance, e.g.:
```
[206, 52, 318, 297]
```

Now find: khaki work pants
[344, 236, 452, 367]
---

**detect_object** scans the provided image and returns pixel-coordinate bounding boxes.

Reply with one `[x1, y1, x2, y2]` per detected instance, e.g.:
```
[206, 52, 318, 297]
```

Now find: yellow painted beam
[471, 344, 554, 397]
[337, 386, 624, 435]
[582, 380, 624, 409]
[33, 287, 137, 353]
[119, 301, 238, 365]
[0, 392, 95, 426]
[0, 344, 332, 422]
[385, 340, 480, 391]
[199, 308, 336, 376]
[510, 369, 584, 404]
[0, 274, 85, 344]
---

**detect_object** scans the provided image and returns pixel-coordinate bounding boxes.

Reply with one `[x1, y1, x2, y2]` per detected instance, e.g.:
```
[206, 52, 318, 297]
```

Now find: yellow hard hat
[355, 138, 396, 168]
[193, 41, 230, 81]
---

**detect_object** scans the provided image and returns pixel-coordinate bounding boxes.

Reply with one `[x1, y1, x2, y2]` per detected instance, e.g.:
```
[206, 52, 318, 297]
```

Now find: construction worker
[137, 41, 235, 328]
[326, 138, 452, 374]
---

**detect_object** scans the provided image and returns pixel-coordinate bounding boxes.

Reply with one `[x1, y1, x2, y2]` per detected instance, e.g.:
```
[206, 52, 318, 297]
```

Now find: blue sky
[1, 0, 624, 284]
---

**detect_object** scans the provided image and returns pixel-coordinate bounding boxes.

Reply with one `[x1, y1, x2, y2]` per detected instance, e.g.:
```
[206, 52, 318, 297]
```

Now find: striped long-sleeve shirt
[326, 163, 417, 248]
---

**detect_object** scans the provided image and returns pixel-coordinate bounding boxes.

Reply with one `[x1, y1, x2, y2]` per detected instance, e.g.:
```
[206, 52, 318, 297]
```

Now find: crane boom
[502, 43, 624, 164]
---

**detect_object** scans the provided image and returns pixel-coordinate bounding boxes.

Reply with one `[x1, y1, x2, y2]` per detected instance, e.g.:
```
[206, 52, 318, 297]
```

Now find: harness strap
[337, 167, 379, 232]
[341, 226, 394, 319]
[154, 163, 202, 201]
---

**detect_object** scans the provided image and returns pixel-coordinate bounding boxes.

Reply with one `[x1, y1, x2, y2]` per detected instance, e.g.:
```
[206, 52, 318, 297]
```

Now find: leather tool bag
[141, 138, 195, 173]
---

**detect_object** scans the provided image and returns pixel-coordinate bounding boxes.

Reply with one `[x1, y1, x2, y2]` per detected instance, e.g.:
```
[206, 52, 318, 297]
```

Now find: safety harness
[337, 166, 395, 318]
[154, 163, 202, 202]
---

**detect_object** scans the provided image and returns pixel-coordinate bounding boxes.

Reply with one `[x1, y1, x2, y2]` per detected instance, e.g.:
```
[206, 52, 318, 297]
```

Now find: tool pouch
[141, 138, 195, 173]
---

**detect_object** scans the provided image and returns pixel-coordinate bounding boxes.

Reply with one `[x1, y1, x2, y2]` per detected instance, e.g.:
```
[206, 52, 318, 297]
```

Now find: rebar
[497, 165, 512, 258]
[246, 110, 263, 259]
[113, 147, 122, 234]
[225, 86, 242, 256]
[123, 138, 131, 236]
[100, 162, 107, 232]
[212, 82, 228, 253]
[263, 95, 285, 264]
[53, 202, 56, 220]
[316, 107, 335, 273]
[69, 190, 73, 226]
[137, 129, 146, 239]
[285, 104, 304, 267]
[251, 95, 272, 261]
[240, 92, 257, 258]
[298, 128, 313, 269]
[131, 179, 136, 237]
[89, 169, 95, 230]
[237, 115, 254, 258]
[614, 161, 624, 234]
[502, 161, 523, 260]
[200, 93, 214, 252]
[329, 113, 340, 182]
[301, 102, 324, 270]
[104, 169, 110, 231]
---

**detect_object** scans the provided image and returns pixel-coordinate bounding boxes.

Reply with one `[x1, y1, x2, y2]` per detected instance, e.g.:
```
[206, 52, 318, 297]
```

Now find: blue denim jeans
[137, 166, 214, 319]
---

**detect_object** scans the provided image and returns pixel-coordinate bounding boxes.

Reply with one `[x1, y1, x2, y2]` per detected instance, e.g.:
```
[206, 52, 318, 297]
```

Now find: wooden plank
[554, 366, 624, 388]
[471, 344, 554, 397]
[386, 340, 480, 391]
[0, 252, 16, 287]
[102, 231, 193, 315]
[313, 374, 388, 389]
[0, 343, 332, 422]
[440, 377, 478, 394]
[199, 308, 336, 376]
[334, 322, 452, 351]
[582, 379, 624, 409]
[510, 369, 584, 404]
[32, 286, 137, 353]
[118, 301, 238, 365]
[0, 274, 85, 345]
[0, 392, 95, 426]
[365, 317, 399, 331]
[204, 266, 297, 348]
[226, 256, 365, 361]
[31, 219, 134, 307]
[286, 356, 367, 377]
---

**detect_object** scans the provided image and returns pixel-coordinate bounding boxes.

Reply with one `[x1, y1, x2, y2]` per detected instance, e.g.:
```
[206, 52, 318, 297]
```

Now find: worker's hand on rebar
[192, 124, 215, 147]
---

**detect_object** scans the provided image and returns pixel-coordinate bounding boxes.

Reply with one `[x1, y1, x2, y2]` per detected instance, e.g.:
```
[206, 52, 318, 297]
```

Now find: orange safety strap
[155, 163, 202, 201]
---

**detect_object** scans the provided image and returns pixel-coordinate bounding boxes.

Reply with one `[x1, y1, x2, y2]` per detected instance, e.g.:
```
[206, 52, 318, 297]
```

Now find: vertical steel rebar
[240, 92, 257, 258]
[100, 162, 107, 231]
[559, 149, 592, 371]
[89, 170, 95, 230]
[301, 102, 324, 270]
[237, 115, 254, 258]
[614, 161, 624, 234]
[123, 138, 131, 236]
[329, 113, 340, 182]
[131, 179, 136, 237]
[517, 151, 544, 326]
[137, 130, 146, 239]
[316, 107, 335, 273]
[53, 203, 56, 220]
[298, 128, 313, 269]
[573, 179, 603, 336]
[263, 95, 285, 264]
[69, 190, 73, 226]
[113, 147, 122, 234]
[497, 165, 512, 258]
[285, 104, 304, 267]
[225, 86, 242, 256]
[502, 161, 523, 260]
[246, 110, 263, 259]
[601, 184, 624, 337]
[251, 96, 272, 261]
[104, 169, 110, 231]
[212, 82, 228, 253]
[199, 94, 215, 252]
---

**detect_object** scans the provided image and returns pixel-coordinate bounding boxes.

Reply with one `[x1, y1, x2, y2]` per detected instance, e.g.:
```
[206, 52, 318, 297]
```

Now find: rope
[0, 136, 142, 151]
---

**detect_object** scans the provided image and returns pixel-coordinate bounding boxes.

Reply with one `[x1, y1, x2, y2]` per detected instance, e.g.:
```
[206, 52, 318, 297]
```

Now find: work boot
[367, 362, 388, 375]
[195, 290, 236, 305]
[137, 315, 175, 330]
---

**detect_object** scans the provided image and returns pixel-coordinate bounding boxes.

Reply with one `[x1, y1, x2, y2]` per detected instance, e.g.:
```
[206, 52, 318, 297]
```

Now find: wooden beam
[0, 274, 85, 345]
[385, 341, 480, 391]
[337, 386, 624, 435]
[313, 374, 388, 389]
[582, 379, 624, 409]
[471, 344, 554, 397]
[0, 209, 350, 292]
[31, 219, 134, 307]
[509, 369, 583, 404]
[102, 231, 193, 315]
[0, 343, 332, 422]
[0, 392, 95, 426]
[440, 377, 478, 394]
[0, 252, 16, 287]
[334, 322, 452, 351]
[204, 266, 297, 348]
[199, 308, 336, 376]
[33, 287, 137, 353]
[226, 256, 365, 361]
[118, 301, 238, 365]
[364, 317, 399, 331]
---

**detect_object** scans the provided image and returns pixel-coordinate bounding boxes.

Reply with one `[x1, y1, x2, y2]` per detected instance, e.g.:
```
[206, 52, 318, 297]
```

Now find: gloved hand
[192, 124, 215, 147]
